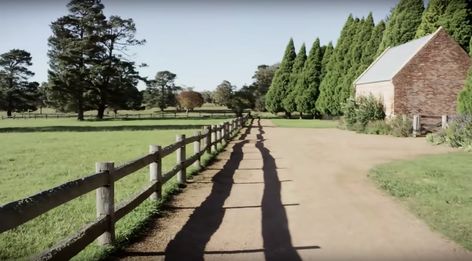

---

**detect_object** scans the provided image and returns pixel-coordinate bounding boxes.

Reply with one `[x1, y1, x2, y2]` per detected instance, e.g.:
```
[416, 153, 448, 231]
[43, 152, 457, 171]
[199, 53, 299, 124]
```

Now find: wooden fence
[0, 110, 249, 120]
[412, 114, 451, 137]
[0, 115, 249, 260]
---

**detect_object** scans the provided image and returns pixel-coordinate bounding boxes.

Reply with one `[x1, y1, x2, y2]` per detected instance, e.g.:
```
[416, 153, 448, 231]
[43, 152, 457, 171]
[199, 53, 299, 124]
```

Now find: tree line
[265, 0, 472, 118]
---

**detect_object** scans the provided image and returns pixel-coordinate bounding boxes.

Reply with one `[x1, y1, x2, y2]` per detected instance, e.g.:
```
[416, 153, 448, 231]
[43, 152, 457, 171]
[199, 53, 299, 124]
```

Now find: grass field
[0, 118, 231, 260]
[271, 119, 338, 128]
[369, 152, 472, 250]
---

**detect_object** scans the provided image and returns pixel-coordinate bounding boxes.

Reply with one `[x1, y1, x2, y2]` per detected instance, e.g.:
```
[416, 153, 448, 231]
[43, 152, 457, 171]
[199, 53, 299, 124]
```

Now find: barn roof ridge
[354, 27, 443, 85]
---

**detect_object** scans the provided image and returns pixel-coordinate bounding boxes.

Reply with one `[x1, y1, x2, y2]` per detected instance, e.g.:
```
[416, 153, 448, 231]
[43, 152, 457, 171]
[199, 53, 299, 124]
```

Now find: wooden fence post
[96, 162, 115, 245]
[149, 145, 162, 200]
[413, 114, 420, 137]
[217, 124, 222, 145]
[442, 115, 448, 129]
[176, 134, 186, 185]
[211, 125, 217, 153]
[221, 123, 226, 143]
[206, 126, 211, 154]
[194, 131, 201, 168]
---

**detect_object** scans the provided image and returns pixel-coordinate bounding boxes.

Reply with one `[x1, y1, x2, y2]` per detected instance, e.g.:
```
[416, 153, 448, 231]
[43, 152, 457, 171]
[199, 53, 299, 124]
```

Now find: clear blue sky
[0, 0, 398, 91]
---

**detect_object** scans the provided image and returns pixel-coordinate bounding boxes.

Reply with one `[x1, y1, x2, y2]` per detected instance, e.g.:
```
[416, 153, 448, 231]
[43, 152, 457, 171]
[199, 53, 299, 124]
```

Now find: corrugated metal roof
[355, 31, 437, 85]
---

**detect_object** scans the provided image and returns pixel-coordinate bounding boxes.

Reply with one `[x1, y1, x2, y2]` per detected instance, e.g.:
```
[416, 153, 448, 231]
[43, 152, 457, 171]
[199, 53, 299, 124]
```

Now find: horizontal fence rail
[0, 115, 250, 260]
[0, 109, 251, 120]
[412, 114, 452, 137]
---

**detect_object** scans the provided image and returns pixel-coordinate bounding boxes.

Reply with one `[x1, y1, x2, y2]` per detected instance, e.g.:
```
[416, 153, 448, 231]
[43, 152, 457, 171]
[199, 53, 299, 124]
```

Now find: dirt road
[117, 119, 471, 261]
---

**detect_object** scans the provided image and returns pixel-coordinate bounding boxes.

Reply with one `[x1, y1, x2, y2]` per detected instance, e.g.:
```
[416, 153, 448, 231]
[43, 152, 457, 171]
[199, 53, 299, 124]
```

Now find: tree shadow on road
[163, 119, 254, 261]
[255, 118, 302, 261]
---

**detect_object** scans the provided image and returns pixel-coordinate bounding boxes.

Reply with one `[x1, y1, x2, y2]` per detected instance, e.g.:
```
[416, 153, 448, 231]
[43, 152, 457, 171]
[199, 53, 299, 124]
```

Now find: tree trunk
[299, 112, 303, 119]
[77, 98, 84, 121]
[186, 109, 189, 118]
[7, 110, 12, 117]
[97, 104, 106, 120]
[39, 107, 43, 115]
[285, 111, 291, 119]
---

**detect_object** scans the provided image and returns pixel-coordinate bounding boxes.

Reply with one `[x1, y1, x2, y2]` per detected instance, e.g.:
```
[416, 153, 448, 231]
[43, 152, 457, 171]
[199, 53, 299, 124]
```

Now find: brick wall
[393, 28, 471, 116]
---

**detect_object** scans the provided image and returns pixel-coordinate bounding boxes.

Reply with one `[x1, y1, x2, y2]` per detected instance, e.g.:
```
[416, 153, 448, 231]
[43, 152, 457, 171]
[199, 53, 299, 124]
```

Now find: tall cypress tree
[416, 0, 472, 53]
[440, 0, 472, 53]
[415, 0, 448, 37]
[283, 43, 306, 115]
[265, 38, 296, 115]
[320, 42, 333, 81]
[377, 0, 424, 54]
[340, 14, 375, 104]
[357, 20, 386, 76]
[294, 38, 323, 117]
[317, 15, 356, 115]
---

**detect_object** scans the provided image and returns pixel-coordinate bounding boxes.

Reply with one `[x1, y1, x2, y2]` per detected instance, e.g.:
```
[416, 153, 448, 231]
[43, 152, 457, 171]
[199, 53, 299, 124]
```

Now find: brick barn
[354, 27, 471, 117]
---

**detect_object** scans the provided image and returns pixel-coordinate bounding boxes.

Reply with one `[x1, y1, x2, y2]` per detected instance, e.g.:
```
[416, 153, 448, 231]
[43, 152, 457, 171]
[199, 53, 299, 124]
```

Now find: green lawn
[0, 118, 230, 260]
[369, 152, 472, 250]
[271, 119, 338, 128]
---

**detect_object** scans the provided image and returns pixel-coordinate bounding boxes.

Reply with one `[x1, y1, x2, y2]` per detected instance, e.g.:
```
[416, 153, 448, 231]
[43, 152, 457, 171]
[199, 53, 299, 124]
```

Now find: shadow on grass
[0, 125, 210, 133]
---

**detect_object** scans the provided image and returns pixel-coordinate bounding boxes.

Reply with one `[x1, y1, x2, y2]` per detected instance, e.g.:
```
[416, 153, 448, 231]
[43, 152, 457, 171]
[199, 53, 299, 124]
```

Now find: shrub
[426, 131, 447, 145]
[444, 115, 472, 150]
[355, 95, 385, 127]
[365, 120, 392, 135]
[341, 94, 385, 131]
[341, 97, 358, 128]
[389, 116, 412, 137]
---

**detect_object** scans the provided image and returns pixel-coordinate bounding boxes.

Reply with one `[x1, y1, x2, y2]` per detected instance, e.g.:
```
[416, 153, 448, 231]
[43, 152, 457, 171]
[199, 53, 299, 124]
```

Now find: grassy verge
[271, 119, 337, 128]
[369, 152, 472, 250]
[0, 118, 231, 260]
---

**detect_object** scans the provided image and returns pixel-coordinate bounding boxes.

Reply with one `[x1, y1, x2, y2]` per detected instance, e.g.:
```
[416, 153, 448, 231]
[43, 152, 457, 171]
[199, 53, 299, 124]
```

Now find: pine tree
[265, 38, 296, 115]
[340, 14, 375, 105]
[320, 42, 333, 81]
[357, 20, 386, 76]
[0, 49, 39, 117]
[416, 0, 472, 53]
[415, 0, 448, 38]
[440, 0, 472, 53]
[283, 43, 306, 115]
[294, 38, 323, 117]
[377, 0, 424, 54]
[317, 15, 357, 115]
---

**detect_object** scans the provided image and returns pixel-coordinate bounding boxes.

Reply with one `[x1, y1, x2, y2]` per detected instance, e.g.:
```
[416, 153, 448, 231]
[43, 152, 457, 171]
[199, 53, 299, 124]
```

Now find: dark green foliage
[143, 71, 180, 111]
[283, 43, 307, 114]
[320, 42, 333, 80]
[317, 15, 357, 115]
[0, 49, 39, 117]
[358, 20, 386, 76]
[377, 0, 424, 54]
[441, 0, 472, 53]
[458, 66, 472, 114]
[212, 80, 234, 106]
[340, 14, 375, 102]
[265, 38, 296, 114]
[47, 0, 144, 120]
[251, 64, 279, 111]
[416, 0, 472, 53]
[228, 85, 256, 116]
[294, 38, 323, 116]
[415, 0, 449, 37]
